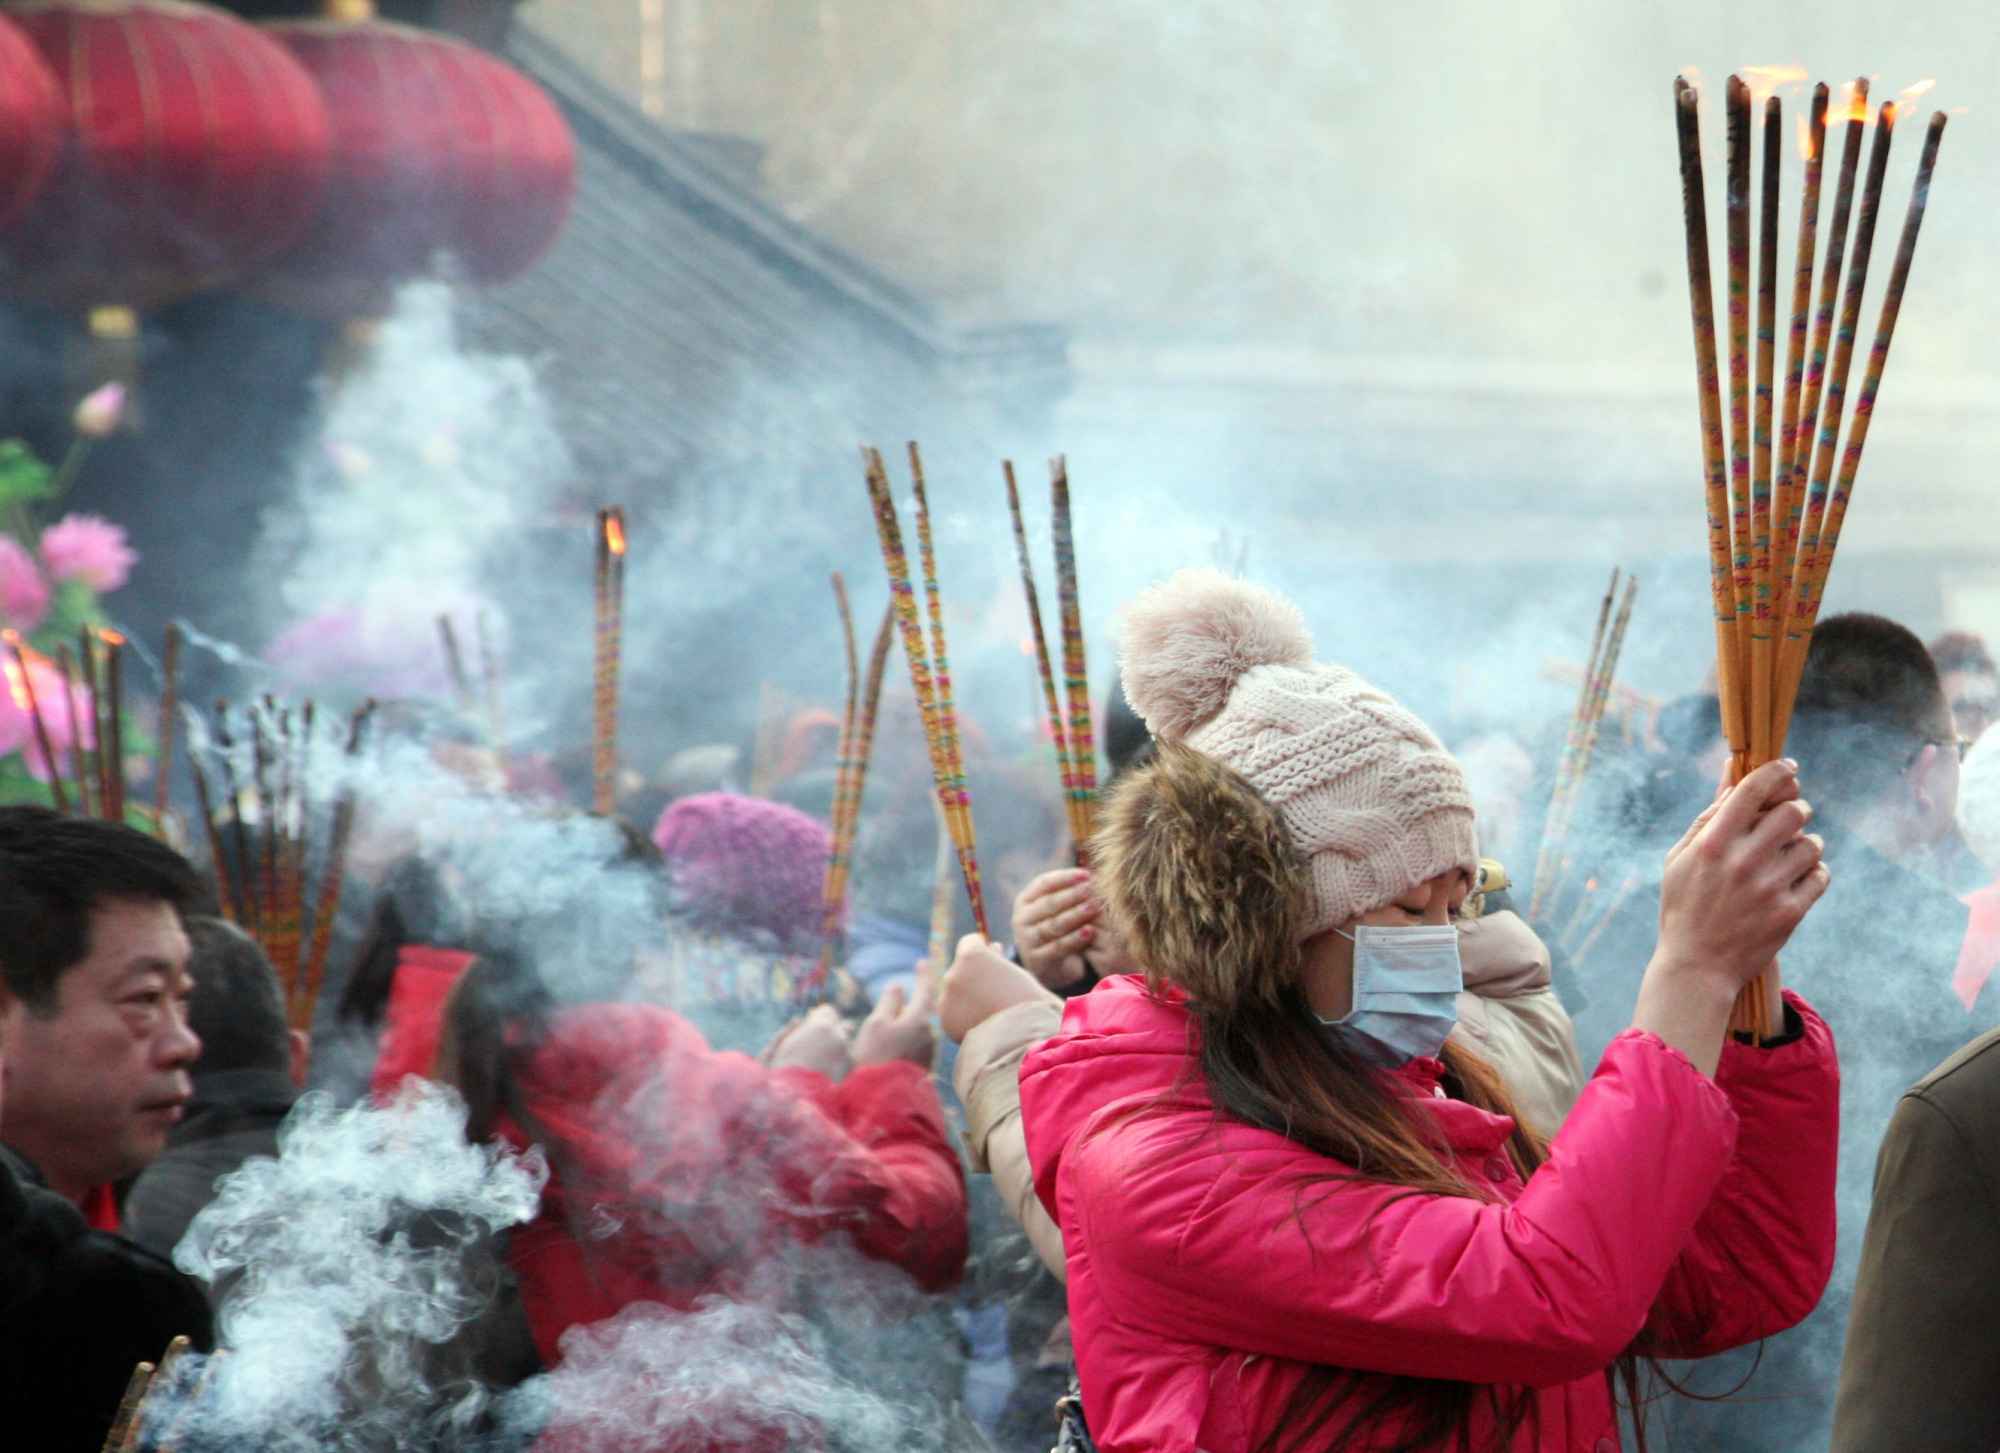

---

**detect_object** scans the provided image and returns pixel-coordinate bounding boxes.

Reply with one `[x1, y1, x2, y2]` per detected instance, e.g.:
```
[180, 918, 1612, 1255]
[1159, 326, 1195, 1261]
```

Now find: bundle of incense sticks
[185, 697, 375, 1033]
[816, 579, 896, 980]
[1675, 73, 1947, 1035]
[1004, 456, 1099, 859]
[1527, 569, 1638, 925]
[592, 507, 627, 816]
[861, 443, 990, 940]
[100, 1336, 226, 1453]
[5, 626, 135, 823]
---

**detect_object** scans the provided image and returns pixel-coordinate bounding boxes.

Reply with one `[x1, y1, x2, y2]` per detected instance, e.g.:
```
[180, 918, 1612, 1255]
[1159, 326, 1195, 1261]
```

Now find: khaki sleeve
[954, 997, 1068, 1280]
[1452, 911, 1586, 1136]
[1833, 1090, 2000, 1453]
[1453, 984, 1587, 1138]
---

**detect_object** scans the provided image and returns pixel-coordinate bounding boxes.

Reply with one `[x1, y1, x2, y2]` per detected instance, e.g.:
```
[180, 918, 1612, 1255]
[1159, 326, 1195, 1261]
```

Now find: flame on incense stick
[1739, 64, 1807, 106]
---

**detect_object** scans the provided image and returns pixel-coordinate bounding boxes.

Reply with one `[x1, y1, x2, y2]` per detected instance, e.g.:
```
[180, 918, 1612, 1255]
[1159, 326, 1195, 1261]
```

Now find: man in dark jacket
[0, 1140, 214, 1450]
[1831, 1025, 2000, 1452]
[124, 917, 304, 1259]
[1667, 613, 1991, 1453]
[0, 807, 217, 1447]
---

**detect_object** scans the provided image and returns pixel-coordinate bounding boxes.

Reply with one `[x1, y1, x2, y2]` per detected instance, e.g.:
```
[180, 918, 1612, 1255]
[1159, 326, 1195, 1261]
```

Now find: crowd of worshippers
[7, 572, 2000, 1452]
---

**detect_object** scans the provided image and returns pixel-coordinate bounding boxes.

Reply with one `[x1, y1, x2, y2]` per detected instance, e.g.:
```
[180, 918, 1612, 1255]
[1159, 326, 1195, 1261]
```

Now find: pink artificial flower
[0, 538, 50, 631]
[40, 514, 138, 594]
[0, 669, 29, 763]
[2, 649, 91, 781]
[72, 382, 127, 439]
[267, 607, 449, 700]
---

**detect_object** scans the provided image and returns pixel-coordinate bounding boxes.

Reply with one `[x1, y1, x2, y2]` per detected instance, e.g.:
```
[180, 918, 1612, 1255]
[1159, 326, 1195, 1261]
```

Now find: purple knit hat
[651, 792, 830, 954]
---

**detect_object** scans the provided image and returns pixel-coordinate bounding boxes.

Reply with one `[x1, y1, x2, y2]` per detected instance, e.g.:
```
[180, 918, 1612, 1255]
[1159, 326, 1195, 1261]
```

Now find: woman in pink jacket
[1018, 569, 1839, 1453]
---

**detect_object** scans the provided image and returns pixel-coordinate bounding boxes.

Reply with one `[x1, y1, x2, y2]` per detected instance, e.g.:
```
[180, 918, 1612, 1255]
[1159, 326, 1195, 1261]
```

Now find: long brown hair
[1092, 744, 1644, 1453]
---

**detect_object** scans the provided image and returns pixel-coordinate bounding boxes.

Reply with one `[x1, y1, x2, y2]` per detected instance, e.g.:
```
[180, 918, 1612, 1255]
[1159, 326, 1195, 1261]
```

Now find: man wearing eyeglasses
[1929, 629, 2000, 748]
[1663, 611, 1993, 1453]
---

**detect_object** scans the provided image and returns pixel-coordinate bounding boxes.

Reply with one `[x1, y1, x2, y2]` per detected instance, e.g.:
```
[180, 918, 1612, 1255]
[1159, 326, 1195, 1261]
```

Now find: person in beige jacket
[942, 866, 1588, 1277]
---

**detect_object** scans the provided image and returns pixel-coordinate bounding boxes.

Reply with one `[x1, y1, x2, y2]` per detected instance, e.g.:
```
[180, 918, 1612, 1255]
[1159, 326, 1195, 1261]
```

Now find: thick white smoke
[256, 283, 567, 705]
[169, 1081, 547, 1452]
[507, 1299, 916, 1452]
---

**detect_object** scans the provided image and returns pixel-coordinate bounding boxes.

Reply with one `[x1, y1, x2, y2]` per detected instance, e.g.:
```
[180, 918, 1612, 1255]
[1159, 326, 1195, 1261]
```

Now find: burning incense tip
[1841, 78, 1870, 124]
[1902, 78, 1937, 102]
[604, 513, 627, 556]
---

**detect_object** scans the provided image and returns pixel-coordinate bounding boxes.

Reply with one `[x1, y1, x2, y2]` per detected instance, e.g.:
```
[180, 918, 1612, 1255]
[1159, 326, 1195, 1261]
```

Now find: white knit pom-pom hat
[1119, 567, 1479, 935]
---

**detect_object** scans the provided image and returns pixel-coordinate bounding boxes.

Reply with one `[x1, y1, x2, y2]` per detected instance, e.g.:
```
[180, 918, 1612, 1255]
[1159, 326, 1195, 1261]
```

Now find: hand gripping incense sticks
[861, 444, 990, 941]
[1674, 71, 1947, 1035]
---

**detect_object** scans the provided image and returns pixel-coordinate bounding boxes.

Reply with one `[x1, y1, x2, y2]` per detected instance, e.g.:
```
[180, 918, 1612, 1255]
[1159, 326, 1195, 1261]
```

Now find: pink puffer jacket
[1019, 976, 1838, 1453]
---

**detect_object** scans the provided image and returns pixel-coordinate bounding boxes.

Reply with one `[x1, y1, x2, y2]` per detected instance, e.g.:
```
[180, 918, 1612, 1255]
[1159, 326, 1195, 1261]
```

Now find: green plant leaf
[0, 441, 55, 509]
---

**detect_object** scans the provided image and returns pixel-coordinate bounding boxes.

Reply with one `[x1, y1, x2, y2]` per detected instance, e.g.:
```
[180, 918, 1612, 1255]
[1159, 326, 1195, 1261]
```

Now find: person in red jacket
[1018, 569, 1839, 1453]
[435, 939, 968, 1371]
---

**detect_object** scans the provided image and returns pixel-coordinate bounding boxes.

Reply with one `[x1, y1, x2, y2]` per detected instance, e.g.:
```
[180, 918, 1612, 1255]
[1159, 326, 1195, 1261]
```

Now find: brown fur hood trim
[1090, 741, 1307, 1010]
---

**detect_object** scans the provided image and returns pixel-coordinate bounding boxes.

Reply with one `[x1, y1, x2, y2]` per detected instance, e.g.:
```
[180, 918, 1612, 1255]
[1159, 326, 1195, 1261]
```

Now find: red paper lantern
[0, 13, 61, 233]
[259, 15, 576, 315]
[0, 0, 331, 311]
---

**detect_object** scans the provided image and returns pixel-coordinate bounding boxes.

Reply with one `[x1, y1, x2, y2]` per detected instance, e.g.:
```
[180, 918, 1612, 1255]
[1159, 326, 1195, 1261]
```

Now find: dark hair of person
[1091, 745, 1664, 1453]
[608, 815, 666, 870]
[183, 917, 290, 1074]
[1928, 629, 1996, 678]
[1101, 684, 1156, 784]
[1656, 692, 1722, 759]
[338, 854, 470, 1027]
[434, 942, 555, 1147]
[0, 806, 206, 1013]
[1787, 612, 1954, 815]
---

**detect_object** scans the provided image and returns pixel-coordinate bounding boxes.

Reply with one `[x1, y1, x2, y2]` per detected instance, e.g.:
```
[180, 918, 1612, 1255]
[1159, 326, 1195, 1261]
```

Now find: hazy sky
[504, 0, 2000, 668]
[522, 0, 1997, 370]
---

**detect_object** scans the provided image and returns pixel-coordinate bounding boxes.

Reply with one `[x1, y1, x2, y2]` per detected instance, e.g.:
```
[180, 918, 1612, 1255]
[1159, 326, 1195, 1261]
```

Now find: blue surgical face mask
[1316, 923, 1464, 1070]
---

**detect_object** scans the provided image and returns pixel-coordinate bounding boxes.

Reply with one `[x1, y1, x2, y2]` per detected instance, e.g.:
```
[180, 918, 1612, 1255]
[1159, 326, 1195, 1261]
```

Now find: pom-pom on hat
[652, 793, 830, 955]
[1118, 568, 1478, 934]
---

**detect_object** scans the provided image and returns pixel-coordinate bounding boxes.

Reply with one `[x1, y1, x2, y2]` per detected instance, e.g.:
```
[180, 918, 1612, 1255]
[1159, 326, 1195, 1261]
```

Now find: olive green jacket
[1832, 1026, 2000, 1453]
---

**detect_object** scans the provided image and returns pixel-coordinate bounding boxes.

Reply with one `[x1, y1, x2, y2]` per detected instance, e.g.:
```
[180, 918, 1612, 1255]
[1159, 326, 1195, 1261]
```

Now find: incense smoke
[502, 1297, 919, 1453]
[256, 283, 567, 706]
[169, 1081, 546, 1452]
